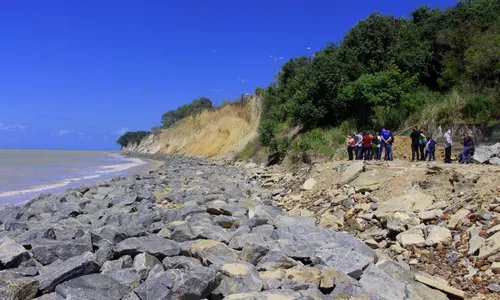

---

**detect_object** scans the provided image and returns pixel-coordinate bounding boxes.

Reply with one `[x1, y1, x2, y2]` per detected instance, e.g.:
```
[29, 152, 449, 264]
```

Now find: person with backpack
[424, 136, 437, 161]
[419, 129, 427, 161]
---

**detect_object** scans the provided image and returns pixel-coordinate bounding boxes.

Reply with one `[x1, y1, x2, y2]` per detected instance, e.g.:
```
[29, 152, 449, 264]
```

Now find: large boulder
[359, 264, 407, 300]
[27, 238, 92, 265]
[134, 267, 220, 300]
[338, 161, 364, 186]
[0, 236, 30, 269]
[55, 273, 129, 300]
[36, 251, 100, 294]
[114, 235, 180, 259]
[473, 143, 500, 164]
[311, 234, 376, 279]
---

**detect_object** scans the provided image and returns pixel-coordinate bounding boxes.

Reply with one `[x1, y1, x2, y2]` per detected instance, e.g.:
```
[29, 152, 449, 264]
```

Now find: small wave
[0, 174, 101, 197]
[96, 158, 147, 174]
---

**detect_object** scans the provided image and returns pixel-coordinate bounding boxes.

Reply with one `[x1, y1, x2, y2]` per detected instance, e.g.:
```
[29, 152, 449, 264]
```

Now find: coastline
[0, 151, 161, 206]
[0, 152, 496, 298]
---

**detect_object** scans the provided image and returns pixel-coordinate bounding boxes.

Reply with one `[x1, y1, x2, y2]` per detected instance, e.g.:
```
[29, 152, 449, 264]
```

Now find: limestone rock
[133, 252, 163, 280]
[397, 230, 426, 247]
[162, 256, 203, 270]
[213, 263, 263, 296]
[188, 240, 238, 265]
[447, 209, 470, 229]
[0, 276, 38, 300]
[386, 212, 420, 232]
[107, 268, 141, 289]
[339, 161, 364, 186]
[301, 178, 316, 191]
[425, 226, 452, 246]
[479, 231, 500, 259]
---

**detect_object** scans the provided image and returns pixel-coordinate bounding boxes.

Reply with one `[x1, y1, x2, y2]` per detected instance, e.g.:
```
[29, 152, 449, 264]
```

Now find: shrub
[462, 95, 495, 123]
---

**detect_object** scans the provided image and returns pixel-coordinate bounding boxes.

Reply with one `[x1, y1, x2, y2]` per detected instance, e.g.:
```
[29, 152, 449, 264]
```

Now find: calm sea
[0, 149, 153, 205]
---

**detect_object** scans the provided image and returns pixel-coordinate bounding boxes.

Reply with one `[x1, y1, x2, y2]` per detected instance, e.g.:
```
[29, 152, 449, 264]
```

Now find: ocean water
[0, 150, 153, 205]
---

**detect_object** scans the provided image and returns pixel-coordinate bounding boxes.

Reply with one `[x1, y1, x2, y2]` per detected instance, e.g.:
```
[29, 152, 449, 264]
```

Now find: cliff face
[124, 96, 261, 158]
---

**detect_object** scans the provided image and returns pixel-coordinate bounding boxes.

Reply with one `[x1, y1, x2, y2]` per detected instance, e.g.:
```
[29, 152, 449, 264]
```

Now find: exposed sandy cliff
[125, 96, 261, 158]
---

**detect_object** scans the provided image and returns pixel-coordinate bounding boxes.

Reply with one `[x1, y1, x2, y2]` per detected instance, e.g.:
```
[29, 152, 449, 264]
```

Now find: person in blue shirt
[424, 136, 437, 161]
[380, 128, 392, 161]
[461, 132, 473, 164]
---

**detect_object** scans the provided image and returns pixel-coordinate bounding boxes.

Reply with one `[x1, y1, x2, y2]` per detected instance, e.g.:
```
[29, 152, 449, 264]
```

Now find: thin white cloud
[0, 122, 27, 131]
[57, 130, 74, 136]
[115, 127, 129, 135]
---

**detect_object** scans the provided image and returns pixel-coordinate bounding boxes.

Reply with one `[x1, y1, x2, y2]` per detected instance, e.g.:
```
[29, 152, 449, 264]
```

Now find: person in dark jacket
[461, 132, 473, 164]
[410, 127, 421, 161]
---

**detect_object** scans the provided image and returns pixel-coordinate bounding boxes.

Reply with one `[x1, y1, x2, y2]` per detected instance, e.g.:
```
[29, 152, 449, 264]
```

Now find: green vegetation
[161, 97, 213, 128]
[116, 131, 151, 148]
[258, 0, 500, 156]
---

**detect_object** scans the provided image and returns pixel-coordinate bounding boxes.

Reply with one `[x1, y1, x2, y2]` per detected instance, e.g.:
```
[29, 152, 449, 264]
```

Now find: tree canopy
[259, 0, 500, 151]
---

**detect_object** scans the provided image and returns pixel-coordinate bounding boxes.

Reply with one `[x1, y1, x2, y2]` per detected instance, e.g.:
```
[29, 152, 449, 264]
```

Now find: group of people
[443, 128, 475, 164]
[346, 127, 475, 164]
[346, 128, 394, 161]
[409, 127, 437, 162]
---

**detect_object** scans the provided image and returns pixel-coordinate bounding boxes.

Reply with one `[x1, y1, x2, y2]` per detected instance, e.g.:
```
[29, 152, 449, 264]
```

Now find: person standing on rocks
[410, 126, 421, 161]
[380, 128, 390, 160]
[346, 135, 355, 161]
[419, 129, 427, 161]
[355, 131, 363, 160]
[444, 128, 453, 163]
[425, 136, 436, 161]
[362, 132, 373, 161]
[461, 131, 473, 164]
[372, 131, 381, 160]
[386, 130, 394, 161]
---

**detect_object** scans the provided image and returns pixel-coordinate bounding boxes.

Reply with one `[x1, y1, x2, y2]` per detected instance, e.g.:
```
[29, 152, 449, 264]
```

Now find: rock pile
[260, 160, 500, 297]
[0, 154, 460, 299]
[473, 143, 500, 165]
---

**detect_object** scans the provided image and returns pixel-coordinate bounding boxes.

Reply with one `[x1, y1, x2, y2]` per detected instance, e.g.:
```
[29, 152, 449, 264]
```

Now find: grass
[290, 122, 356, 157]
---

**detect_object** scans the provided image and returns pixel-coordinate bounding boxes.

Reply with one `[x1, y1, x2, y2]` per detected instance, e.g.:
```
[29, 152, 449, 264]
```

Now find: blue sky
[0, 0, 456, 150]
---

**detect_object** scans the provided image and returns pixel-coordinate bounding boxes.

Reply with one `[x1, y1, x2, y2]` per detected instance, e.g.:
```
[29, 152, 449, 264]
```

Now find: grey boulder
[36, 251, 100, 294]
[115, 235, 180, 258]
[0, 236, 30, 269]
[55, 273, 129, 300]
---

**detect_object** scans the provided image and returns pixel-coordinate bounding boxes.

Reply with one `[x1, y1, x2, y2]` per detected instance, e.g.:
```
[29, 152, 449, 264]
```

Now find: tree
[116, 131, 151, 148]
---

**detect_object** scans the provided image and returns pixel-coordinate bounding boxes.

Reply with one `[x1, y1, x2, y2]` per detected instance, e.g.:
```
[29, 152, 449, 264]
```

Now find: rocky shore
[0, 153, 491, 300]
